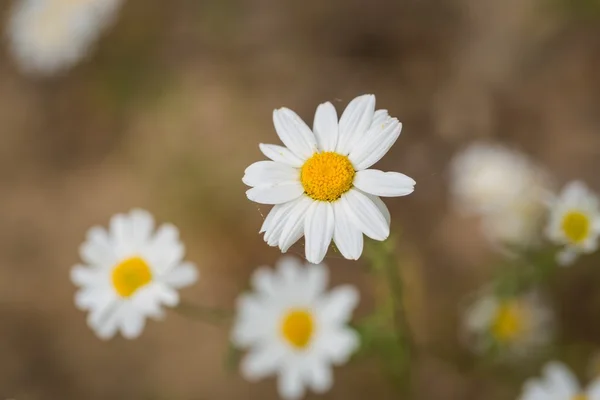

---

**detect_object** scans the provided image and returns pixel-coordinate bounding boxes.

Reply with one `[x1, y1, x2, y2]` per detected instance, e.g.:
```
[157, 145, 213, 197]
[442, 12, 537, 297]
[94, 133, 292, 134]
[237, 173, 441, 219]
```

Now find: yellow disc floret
[561, 210, 590, 244]
[300, 152, 355, 202]
[281, 309, 314, 349]
[111, 256, 153, 298]
[491, 301, 528, 343]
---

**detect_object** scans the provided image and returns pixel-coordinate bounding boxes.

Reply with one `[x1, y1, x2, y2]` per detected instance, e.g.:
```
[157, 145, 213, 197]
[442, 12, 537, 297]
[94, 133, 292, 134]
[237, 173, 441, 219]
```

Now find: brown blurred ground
[1, 0, 600, 399]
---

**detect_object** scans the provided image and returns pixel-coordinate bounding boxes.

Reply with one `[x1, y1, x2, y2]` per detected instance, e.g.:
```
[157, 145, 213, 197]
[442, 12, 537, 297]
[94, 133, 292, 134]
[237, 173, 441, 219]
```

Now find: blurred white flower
[71, 209, 199, 340]
[7, 0, 124, 76]
[449, 142, 550, 245]
[231, 256, 359, 400]
[243, 94, 415, 264]
[545, 181, 600, 266]
[519, 361, 600, 400]
[461, 290, 553, 357]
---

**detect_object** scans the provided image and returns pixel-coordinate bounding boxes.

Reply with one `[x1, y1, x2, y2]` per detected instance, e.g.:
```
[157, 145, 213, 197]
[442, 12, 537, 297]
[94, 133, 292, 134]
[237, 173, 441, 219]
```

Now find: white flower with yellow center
[71, 209, 199, 340]
[243, 94, 415, 264]
[7, 0, 123, 76]
[545, 181, 600, 266]
[231, 256, 359, 400]
[449, 142, 551, 245]
[462, 291, 553, 356]
[519, 361, 600, 400]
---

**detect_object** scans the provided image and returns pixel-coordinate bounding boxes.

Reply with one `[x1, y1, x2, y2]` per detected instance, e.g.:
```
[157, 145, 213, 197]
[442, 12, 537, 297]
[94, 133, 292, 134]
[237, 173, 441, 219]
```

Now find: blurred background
[1, 0, 600, 399]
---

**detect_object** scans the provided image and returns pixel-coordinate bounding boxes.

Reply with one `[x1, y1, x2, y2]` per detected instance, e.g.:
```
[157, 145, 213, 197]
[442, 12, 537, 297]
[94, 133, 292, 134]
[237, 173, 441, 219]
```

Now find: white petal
[145, 224, 184, 272]
[128, 209, 155, 247]
[154, 283, 180, 307]
[120, 306, 146, 339]
[303, 263, 328, 300]
[94, 303, 124, 340]
[243, 161, 299, 187]
[340, 189, 389, 241]
[557, 248, 578, 266]
[263, 199, 302, 246]
[304, 201, 335, 264]
[562, 180, 590, 203]
[336, 94, 376, 155]
[543, 362, 579, 396]
[161, 262, 198, 288]
[259, 143, 304, 168]
[251, 266, 278, 297]
[71, 265, 105, 287]
[277, 255, 303, 284]
[318, 285, 359, 323]
[354, 169, 415, 197]
[279, 196, 314, 252]
[332, 202, 363, 260]
[109, 213, 134, 253]
[348, 117, 402, 171]
[315, 328, 359, 365]
[370, 109, 389, 128]
[312, 102, 338, 152]
[241, 345, 286, 381]
[79, 226, 116, 267]
[278, 363, 306, 400]
[273, 108, 318, 160]
[86, 296, 117, 332]
[305, 359, 333, 394]
[586, 378, 600, 399]
[363, 192, 391, 226]
[75, 287, 112, 310]
[246, 182, 304, 205]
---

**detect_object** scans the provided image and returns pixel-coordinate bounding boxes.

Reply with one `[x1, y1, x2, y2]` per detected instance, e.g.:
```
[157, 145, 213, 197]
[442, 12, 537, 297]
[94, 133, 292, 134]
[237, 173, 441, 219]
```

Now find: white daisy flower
[71, 209, 199, 340]
[243, 94, 415, 264]
[545, 181, 600, 266]
[519, 361, 600, 400]
[449, 142, 550, 245]
[7, 0, 124, 76]
[231, 256, 359, 400]
[461, 291, 553, 357]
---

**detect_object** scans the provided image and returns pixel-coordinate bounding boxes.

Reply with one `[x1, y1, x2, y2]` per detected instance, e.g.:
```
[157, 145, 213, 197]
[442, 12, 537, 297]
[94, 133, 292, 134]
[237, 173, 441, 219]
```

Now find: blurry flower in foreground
[243, 94, 415, 264]
[7, 0, 123, 76]
[518, 361, 600, 400]
[449, 142, 550, 245]
[461, 290, 553, 357]
[231, 256, 359, 400]
[71, 209, 199, 339]
[545, 181, 600, 266]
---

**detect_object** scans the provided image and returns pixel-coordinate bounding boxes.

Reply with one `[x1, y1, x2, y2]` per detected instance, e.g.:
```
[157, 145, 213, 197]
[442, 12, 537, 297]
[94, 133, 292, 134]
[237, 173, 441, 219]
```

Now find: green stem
[173, 300, 232, 325]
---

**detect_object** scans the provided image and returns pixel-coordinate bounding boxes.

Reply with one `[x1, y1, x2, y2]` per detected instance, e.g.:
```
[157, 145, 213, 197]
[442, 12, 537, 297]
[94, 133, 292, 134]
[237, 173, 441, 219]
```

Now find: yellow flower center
[300, 152, 355, 202]
[281, 309, 314, 349]
[491, 301, 527, 343]
[562, 211, 591, 244]
[111, 256, 153, 298]
[572, 395, 588, 400]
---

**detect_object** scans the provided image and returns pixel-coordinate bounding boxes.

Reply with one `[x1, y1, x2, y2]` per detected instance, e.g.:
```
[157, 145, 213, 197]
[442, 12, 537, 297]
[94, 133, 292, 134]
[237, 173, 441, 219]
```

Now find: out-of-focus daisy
[7, 0, 124, 76]
[243, 94, 415, 264]
[71, 209, 199, 340]
[231, 256, 359, 400]
[449, 142, 550, 245]
[545, 181, 600, 266]
[519, 361, 600, 400]
[461, 290, 553, 357]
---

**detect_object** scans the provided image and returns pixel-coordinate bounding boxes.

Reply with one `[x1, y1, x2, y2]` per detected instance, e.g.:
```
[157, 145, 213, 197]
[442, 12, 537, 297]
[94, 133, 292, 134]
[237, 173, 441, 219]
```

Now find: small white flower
[243, 94, 415, 264]
[461, 291, 553, 357]
[7, 0, 124, 76]
[71, 209, 199, 340]
[231, 256, 359, 400]
[545, 181, 600, 266]
[449, 142, 550, 245]
[519, 361, 600, 400]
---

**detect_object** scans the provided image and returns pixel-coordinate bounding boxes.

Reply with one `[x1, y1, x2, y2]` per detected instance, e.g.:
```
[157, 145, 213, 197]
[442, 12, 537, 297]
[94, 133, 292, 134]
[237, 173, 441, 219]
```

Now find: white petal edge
[273, 108, 318, 160]
[243, 161, 299, 187]
[312, 102, 338, 152]
[259, 143, 304, 168]
[353, 169, 415, 197]
[348, 117, 402, 171]
[340, 189, 389, 241]
[304, 201, 335, 264]
[279, 196, 314, 252]
[332, 202, 363, 260]
[246, 182, 304, 205]
[336, 94, 376, 155]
